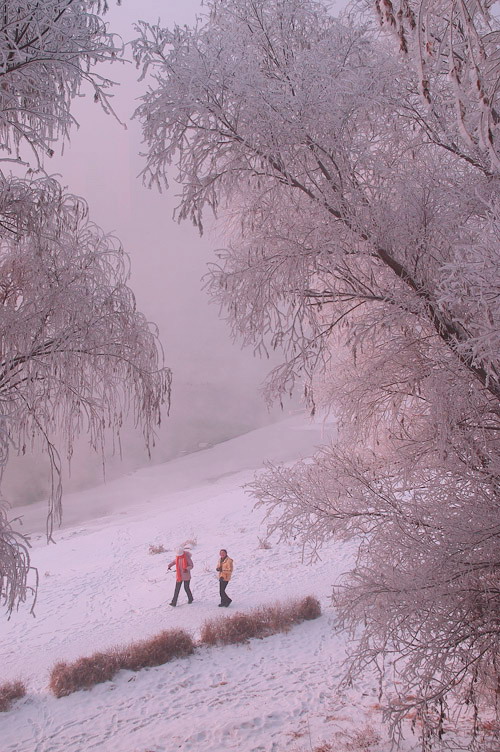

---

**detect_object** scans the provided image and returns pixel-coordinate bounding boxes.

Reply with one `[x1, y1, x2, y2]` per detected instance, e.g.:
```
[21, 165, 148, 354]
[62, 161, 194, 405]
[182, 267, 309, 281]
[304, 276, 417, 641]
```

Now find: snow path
[0, 416, 419, 752]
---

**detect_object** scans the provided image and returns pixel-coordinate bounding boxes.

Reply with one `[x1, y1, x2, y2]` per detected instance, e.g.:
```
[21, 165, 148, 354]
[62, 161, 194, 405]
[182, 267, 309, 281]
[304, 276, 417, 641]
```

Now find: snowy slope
[0, 415, 419, 752]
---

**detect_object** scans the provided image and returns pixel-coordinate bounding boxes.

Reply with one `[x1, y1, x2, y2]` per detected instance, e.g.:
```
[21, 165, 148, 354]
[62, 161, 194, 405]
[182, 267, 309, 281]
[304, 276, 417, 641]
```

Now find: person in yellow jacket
[216, 548, 234, 607]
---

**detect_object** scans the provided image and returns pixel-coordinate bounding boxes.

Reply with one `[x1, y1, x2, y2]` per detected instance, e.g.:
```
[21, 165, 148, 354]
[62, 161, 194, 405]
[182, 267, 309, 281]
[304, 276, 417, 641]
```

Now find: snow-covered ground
[0, 415, 420, 752]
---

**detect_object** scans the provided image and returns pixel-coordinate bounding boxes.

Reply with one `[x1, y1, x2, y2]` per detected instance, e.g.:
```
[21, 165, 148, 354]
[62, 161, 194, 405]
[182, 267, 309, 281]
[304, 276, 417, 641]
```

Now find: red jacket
[168, 551, 193, 582]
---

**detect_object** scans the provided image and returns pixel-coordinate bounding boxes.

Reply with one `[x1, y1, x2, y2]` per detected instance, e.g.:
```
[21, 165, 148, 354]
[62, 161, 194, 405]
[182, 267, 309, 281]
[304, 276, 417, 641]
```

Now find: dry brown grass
[293, 724, 382, 752]
[49, 651, 121, 697]
[0, 680, 26, 712]
[46, 598, 320, 697]
[293, 594, 322, 621]
[257, 536, 272, 549]
[200, 610, 263, 645]
[118, 629, 195, 671]
[148, 543, 166, 555]
[49, 628, 195, 698]
[343, 725, 382, 750]
[199, 595, 321, 646]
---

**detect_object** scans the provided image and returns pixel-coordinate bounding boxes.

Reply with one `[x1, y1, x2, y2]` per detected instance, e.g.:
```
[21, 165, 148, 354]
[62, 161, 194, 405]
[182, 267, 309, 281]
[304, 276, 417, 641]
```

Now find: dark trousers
[219, 578, 232, 606]
[171, 580, 193, 605]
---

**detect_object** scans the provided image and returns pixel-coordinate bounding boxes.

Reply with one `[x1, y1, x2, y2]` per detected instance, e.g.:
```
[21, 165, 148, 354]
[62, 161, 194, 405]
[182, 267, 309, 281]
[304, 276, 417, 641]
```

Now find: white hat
[176, 547, 184, 556]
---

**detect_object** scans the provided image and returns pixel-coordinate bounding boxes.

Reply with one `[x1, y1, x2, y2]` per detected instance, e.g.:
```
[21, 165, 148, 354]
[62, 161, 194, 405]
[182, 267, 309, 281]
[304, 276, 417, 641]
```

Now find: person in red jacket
[168, 547, 194, 606]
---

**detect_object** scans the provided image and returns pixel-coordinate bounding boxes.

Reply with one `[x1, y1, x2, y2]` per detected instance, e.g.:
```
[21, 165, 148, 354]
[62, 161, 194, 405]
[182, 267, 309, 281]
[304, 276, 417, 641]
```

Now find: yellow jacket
[217, 556, 233, 581]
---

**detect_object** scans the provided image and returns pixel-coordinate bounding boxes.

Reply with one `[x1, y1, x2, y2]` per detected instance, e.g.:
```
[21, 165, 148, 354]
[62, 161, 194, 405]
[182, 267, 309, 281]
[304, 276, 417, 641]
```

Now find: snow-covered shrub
[293, 595, 322, 622]
[49, 651, 121, 697]
[148, 544, 166, 555]
[257, 536, 272, 550]
[117, 629, 195, 671]
[296, 726, 381, 751]
[201, 610, 264, 646]
[49, 629, 195, 697]
[199, 596, 321, 646]
[0, 680, 26, 712]
[343, 725, 382, 750]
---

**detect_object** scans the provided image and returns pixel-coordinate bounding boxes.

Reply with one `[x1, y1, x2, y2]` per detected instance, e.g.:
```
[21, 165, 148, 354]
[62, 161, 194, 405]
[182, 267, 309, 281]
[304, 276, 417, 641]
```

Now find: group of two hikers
[167, 547, 233, 608]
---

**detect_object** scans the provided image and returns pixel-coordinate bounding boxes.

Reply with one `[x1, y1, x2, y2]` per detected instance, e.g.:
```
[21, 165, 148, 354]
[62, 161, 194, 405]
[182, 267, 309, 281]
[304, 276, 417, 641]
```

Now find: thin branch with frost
[0, 499, 36, 614]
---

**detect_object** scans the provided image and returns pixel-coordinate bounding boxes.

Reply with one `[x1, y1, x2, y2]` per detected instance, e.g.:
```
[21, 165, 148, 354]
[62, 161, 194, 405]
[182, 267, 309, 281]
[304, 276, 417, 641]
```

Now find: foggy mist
[4, 0, 290, 507]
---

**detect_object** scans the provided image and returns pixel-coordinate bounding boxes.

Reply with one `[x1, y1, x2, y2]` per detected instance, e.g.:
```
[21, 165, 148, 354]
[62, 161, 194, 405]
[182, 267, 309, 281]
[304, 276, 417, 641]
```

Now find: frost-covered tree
[134, 0, 500, 746]
[0, 1, 170, 616]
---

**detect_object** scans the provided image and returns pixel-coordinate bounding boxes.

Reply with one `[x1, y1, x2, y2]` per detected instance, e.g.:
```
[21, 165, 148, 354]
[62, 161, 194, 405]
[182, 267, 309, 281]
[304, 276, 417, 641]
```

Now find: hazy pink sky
[5, 1, 288, 505]
[52, 0, 226, 382]
[50, 0, 282, 427]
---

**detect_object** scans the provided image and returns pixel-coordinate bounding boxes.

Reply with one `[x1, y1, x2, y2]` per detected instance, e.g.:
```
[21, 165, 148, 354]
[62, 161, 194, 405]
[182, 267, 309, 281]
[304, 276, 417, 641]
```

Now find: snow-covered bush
[0, 680, 26, 712]
[49, 628, 195, 697]
[148, 544, 166, 555]
[50, 651, 121, 697]
[117, 629, 195, 672]
[199, 596, 321, 646]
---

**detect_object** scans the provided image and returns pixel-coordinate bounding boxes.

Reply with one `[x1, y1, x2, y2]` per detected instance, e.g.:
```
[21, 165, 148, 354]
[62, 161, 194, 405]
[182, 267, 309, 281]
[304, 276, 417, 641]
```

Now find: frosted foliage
[0, 178, 170, 525]
[0, 500, 34, 614]
[367, 0, 500, 173]
[0, 1, 170, 616]
[0, 0, 122, 166]
[135, 0, 500, 747]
